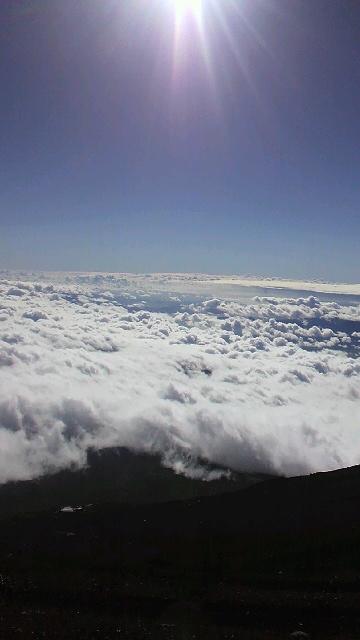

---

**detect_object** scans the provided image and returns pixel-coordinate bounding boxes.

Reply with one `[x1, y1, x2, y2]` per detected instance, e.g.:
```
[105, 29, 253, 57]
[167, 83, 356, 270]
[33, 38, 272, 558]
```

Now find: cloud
[0, 273, 359, 483]
[23, 310, 48, 322]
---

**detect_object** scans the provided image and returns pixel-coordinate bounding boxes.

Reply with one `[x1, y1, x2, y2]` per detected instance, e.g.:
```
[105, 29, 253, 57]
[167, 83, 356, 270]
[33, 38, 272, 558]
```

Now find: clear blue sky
[1, 0, 359, 280]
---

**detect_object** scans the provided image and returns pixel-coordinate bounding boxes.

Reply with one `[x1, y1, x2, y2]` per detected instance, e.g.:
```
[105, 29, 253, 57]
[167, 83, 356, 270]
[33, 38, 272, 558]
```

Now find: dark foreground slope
[0, 453, 360, 639]
[0, 447, 269, 519]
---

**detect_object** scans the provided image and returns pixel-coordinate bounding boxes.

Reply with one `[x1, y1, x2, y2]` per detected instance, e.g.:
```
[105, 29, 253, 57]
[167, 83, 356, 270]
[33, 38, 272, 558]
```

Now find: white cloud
[0, 273, 359, 483]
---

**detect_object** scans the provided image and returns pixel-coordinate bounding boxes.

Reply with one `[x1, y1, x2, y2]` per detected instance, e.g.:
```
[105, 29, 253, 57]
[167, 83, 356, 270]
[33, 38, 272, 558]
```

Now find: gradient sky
[1, 0, 359, 280]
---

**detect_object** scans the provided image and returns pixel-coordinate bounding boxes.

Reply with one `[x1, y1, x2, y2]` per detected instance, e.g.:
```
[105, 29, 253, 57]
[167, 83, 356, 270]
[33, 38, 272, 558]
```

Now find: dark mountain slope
[1, 459, 360, 638]
[0, 447, 270, 519]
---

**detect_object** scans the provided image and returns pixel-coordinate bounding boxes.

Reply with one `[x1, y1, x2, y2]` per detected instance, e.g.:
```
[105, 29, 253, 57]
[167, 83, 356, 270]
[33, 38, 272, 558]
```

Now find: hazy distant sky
[1, 0, 359, 280]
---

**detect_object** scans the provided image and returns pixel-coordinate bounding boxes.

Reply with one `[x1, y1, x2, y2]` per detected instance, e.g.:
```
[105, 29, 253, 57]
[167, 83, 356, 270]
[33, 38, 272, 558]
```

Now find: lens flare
[169, 0, 267, 118]
[171, 0, 218, 111]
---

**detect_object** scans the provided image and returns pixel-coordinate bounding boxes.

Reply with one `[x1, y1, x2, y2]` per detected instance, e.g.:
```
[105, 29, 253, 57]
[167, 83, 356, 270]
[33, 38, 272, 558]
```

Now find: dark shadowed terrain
[0, 447, 269, 519]
[0, 448, 360, 639]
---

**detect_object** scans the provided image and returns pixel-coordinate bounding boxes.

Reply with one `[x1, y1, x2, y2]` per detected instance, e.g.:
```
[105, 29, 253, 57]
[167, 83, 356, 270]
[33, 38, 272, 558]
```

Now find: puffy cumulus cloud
[0, 274, 359, 483]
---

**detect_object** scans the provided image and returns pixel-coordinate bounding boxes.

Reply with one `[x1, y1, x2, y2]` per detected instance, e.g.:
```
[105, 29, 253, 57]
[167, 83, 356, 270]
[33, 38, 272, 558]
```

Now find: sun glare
[173, 0, 202, 21]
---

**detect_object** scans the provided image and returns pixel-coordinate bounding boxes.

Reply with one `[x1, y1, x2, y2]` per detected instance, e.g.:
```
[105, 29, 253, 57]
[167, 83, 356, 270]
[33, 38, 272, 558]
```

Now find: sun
[172, 0, 202, 21]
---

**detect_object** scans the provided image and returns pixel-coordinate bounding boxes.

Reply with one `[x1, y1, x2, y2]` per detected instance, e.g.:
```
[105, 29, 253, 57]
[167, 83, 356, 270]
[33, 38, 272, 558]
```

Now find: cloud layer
[0, 272, 359, 483]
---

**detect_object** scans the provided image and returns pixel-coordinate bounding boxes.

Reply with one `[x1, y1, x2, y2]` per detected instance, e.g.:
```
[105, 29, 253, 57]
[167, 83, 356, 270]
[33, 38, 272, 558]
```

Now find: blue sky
[1, 0, 359, 280]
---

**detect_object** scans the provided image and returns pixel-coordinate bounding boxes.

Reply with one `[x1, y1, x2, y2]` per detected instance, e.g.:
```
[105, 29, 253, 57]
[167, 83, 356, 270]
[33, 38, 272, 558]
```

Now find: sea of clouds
[0, 271, 359, 484]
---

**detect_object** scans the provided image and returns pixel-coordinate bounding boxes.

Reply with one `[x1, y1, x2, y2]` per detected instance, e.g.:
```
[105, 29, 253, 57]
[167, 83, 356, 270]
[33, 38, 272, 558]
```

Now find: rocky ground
[0, 449, 360, 639]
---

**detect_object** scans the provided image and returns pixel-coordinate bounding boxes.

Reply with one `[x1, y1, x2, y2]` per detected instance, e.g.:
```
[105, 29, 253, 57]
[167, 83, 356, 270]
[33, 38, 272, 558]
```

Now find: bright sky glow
[171, 0, 213, 97]
[173, 0, 203, 21]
